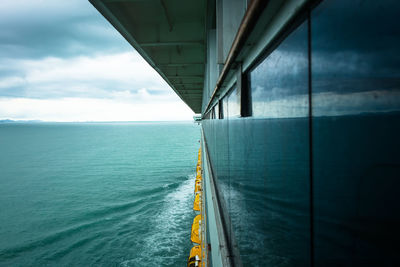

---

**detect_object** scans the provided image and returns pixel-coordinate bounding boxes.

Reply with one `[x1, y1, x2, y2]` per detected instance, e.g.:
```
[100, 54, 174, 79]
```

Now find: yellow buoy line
[188, 147, 204, 267]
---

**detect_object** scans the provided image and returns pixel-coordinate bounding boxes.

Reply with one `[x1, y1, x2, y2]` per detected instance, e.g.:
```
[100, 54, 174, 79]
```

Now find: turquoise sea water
[0, 122, 200, 266]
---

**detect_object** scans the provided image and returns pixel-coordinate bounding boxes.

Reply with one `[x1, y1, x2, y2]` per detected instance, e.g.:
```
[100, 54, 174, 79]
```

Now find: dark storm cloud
[0, 0, 172, 99]
[0, 1, 193, 121]
[0, 0, 176, 102]
[0, 0, 131, 60]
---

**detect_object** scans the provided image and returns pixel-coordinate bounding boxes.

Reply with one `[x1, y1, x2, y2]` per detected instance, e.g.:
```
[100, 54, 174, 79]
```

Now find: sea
[0, 122, 200, 266]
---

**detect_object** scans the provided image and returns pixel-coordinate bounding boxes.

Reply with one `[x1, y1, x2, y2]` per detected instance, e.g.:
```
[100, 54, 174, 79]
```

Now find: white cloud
[0, 52, 196, 121]
[15, 52, 170, 96]
[0, 76, 26, 88]
[0, 0, 196, 122]
[0, 97, 194, 122]
[0, 0, 93, 20]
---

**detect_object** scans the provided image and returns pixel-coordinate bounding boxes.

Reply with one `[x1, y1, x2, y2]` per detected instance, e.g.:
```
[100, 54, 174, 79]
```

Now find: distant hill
[0, 119, 43, 123]
[0, 119, 15, 123]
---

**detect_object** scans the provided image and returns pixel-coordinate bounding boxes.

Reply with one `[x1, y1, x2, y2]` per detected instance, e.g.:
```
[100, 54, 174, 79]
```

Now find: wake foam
[120, 175, 194, 266]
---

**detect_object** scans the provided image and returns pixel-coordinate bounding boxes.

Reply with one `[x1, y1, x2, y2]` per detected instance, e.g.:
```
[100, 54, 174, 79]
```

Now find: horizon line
[0, 119, 196, 123]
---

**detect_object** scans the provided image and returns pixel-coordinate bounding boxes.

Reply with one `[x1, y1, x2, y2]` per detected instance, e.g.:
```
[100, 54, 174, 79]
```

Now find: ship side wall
[201, 0, 400, 266]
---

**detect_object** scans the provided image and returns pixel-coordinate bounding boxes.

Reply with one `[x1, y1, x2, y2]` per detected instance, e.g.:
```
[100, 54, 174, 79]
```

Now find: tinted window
[311, 0, 400, 265]
[222, 95, 229, 119]
[219, 100, 224, 119]
[226, 20, 310, 266]
[227, 87, 240, 118]
[250, 22, 309, 118]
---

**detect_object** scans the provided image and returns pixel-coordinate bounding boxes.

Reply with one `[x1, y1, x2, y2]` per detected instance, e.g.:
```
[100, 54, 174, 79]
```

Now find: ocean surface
[0, 122, 200, 266]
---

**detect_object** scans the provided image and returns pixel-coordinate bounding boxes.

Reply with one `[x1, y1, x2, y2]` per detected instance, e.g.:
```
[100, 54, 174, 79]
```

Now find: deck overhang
[90, 0, 207, 113]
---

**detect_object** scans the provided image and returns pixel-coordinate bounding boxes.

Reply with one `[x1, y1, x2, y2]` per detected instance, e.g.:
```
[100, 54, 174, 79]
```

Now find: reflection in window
[250, 22, 308, 118]
[312, 0, 400, 116]
[227, 86, 240, 118]
[214, 103, 219, 120]
[229, 19, 311, 266]
[222, 96, 229, 119]
[204, 111, 211, 120]
[218, 101, 223, 119]
[311, 0, 400, 265]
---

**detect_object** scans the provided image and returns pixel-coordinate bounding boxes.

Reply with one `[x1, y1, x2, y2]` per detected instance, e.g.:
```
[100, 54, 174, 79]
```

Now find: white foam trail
[121, 175, 195, 266]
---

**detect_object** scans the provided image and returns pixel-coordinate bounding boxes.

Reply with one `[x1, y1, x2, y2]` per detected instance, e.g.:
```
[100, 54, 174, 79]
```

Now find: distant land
[0, 119, 194, 124]
[0, 119, 43, 123]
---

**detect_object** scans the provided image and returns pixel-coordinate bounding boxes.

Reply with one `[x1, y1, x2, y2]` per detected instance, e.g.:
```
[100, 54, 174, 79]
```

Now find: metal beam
[160, 0, 173, 31]
[140, 41, 204, 47]
[167, 75, 204, 78]
[168, 76, 203, 81]
[103, 0, 156, 2]
[173, 83, 203, 86]
[159, 63, 205, 67]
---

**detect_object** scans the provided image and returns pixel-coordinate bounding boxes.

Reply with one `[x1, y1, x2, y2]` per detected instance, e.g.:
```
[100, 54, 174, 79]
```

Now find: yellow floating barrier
[191, 214, 202, 244]
[194, 180, 202, 193]
[193, 192, 201, 211]
[195, 176, 202, 183]
[188, 148, 203, 266]
[187, 245, 201, 267]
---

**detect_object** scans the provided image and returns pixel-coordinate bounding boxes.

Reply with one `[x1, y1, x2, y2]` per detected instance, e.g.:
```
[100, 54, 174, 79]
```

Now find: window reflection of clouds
[312, 0, 400, 116]
[313, 90, 400, 117]
[214, 103, 219, 119]
[251, 89, 400, 118]
[253, 94, 308, 118]
[250, 22, 308, 118]
[227, 87, 240, 118]
[250, 0, 400, 119]
[222, 95, 228, 119]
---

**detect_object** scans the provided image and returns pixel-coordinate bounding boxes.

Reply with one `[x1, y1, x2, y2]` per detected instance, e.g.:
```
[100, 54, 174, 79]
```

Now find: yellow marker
[187, 245, 201, 267]
[195, 176, 202, 183]
[191, 214, 202, 244]
[193, 193, 201, 211]
[194, 180, 202, 193]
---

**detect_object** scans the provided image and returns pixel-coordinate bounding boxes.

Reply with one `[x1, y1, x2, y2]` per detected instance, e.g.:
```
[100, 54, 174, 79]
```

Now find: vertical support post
[238, 62, 251, 117]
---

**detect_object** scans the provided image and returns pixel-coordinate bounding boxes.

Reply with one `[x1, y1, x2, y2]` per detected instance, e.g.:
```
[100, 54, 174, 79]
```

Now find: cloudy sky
[0, 0, 194, 121]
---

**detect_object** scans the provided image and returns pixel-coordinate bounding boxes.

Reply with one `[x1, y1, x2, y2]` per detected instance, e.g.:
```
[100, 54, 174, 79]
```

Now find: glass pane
[311, 0, 400, 265]
[222, 95, 229, 119]
[250, 22, 309, 118]
[224, 20, 310, 266]
[227, 87, 240, 118]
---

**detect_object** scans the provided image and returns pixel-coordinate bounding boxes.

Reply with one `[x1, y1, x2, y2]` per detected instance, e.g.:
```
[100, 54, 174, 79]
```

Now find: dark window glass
[218, 100, 223, 119]
[223, 20, 310, 266]
[222, 95, 229, 119]
[250, 23, 309, 118]
[311, 0, 400, 265]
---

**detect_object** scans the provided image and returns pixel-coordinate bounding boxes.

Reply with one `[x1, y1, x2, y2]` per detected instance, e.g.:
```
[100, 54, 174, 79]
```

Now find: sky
[0, 0, 194, 121]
